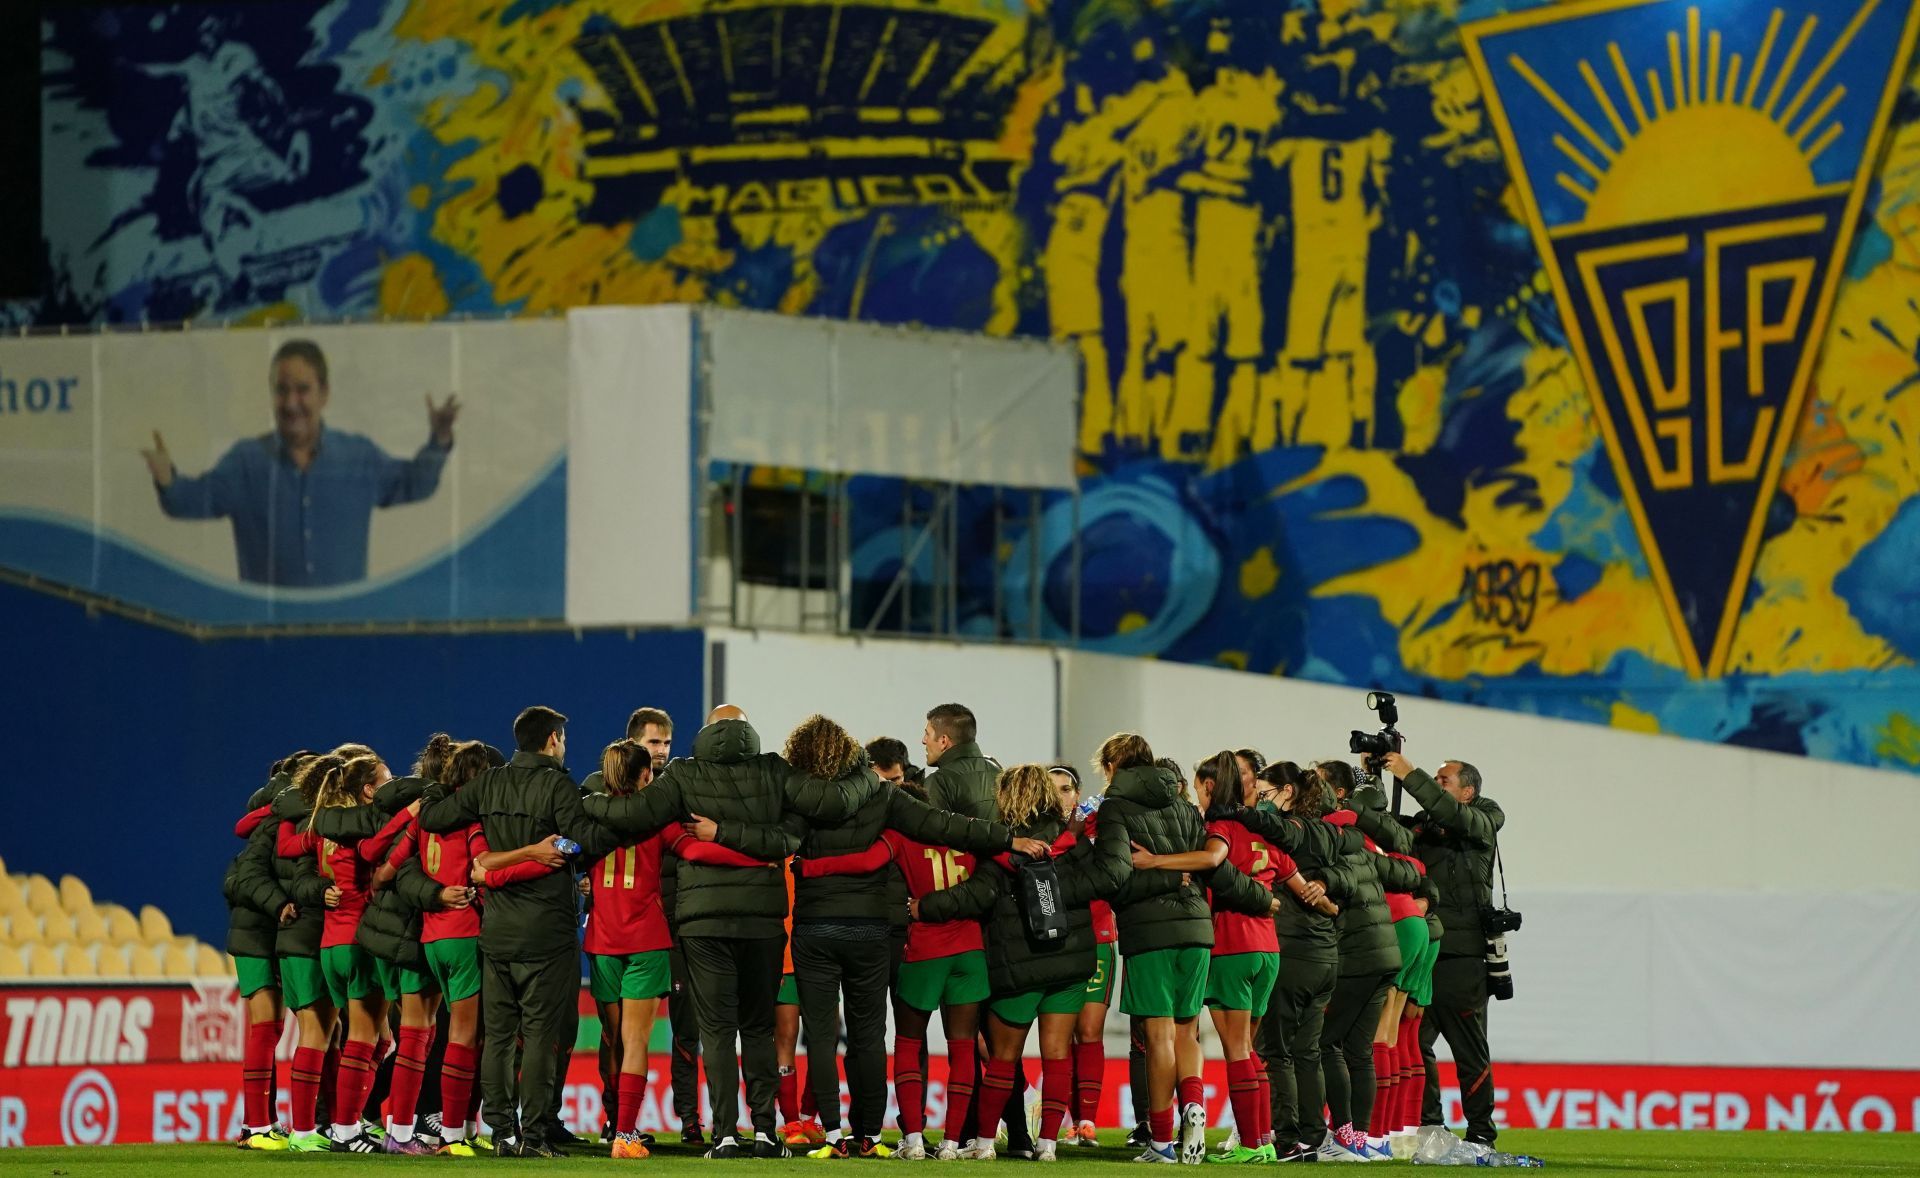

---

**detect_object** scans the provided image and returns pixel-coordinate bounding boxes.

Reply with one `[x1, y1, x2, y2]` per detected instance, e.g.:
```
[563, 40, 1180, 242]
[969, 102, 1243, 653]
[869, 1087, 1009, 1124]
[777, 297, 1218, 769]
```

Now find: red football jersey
[417, 819, 485, 942]
[1384, 852, 1425, 922]
[277, 823, 368, 949]
[889, 831, 984, 962]
[585, 828, 672, 956]
[1206, 818, 1287, 956]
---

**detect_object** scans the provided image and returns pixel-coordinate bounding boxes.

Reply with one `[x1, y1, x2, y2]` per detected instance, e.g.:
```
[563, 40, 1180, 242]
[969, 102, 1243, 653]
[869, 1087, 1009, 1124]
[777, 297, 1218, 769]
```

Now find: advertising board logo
[60, 1069, 118, 1146]
[570, 0, 1028, 220]
[1463, 0, 1920, 675]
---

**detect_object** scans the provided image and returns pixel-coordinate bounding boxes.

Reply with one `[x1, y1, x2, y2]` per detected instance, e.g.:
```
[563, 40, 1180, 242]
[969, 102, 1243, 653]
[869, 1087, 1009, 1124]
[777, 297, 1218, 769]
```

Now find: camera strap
[1494, 838, 1509, 908]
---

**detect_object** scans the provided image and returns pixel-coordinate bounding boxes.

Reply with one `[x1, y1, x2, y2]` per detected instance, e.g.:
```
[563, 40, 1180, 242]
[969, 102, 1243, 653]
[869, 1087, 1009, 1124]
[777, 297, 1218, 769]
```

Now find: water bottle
[1076, 794, 1102, 820]
[554, 837, 581, 856]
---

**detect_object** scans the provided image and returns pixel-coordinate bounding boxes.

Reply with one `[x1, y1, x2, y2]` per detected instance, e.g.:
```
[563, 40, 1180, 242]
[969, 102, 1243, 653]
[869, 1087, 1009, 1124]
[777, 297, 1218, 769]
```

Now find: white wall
[707, 628, 1058, 766]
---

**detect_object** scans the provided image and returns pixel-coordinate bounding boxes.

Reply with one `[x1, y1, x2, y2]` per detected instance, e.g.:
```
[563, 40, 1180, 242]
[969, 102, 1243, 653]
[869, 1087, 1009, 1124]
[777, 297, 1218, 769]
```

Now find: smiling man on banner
[141, 338, 458, 588]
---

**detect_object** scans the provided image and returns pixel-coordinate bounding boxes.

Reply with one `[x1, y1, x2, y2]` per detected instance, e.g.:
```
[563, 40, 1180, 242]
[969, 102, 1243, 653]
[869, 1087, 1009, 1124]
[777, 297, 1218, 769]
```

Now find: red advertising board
[4, 984, 1918, 1146]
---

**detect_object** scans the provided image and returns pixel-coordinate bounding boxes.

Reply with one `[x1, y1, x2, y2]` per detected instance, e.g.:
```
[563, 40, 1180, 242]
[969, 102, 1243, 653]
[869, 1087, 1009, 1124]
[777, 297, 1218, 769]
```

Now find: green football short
[1411, 939, 1441, 1008]
[1392, 916, 1433, 1000]
[1120, 946, 1209, 1019]
[989, 981, 1086, 1026]
[1085, 941, 1117, 1005]
[777, 971, 799, 1006]
[279, 955, 327, 1011]
[425, 937, 483, 1004]
[589, 950, 672, 1003]
[895, 950, 990, 1013]
[319, 944, 376, 1008]
[374, 956, 433, 1002]
[233, 955, 278, 999]
[1205, 951, 1279, 1012]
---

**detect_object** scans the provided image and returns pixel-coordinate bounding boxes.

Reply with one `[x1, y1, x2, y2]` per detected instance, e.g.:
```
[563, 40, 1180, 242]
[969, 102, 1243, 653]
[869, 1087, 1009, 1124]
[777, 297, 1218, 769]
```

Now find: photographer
[1381, 752, 1505, 1149]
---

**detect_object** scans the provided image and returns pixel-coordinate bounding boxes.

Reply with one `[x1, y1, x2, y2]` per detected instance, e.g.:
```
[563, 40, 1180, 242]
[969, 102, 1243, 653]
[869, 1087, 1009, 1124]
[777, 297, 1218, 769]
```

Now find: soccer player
[1048, 765, 1112, 1149]
[797, 771, 993, 1158]
[280, 751, 392, 1152]
[225, 752, 315, 1150]
[915, 765, 1131, 1161]
[1096, 735, 1274, 1164]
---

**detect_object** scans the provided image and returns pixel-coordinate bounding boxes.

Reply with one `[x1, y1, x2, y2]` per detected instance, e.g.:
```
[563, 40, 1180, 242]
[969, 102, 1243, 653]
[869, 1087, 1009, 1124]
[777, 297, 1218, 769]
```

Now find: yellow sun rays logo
[1464, 0, 1920, 678]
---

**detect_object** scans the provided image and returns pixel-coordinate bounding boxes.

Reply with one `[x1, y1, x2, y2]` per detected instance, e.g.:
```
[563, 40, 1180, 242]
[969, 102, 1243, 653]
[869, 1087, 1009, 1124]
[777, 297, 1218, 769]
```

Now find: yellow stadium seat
[140, 905, 174, 944]
[127, 944, 163, 978]
[71, 908, 107, 943]
[39, 911, 75, 944]
[0, 945, 22, 978]
[4, 908, 40, 946]
[58, 875, 92, 916]
[59, 944, 97, 979]
[0, 853, 7, 875]
[102, 905, 140, 943]
[26, 943, 63, 977]
[25, 876, 60, 917]
[94, 943, 130, 979]
[161, 944, 196, 980]
[194, 945, 228, 976]
[0, 873, 19, 910]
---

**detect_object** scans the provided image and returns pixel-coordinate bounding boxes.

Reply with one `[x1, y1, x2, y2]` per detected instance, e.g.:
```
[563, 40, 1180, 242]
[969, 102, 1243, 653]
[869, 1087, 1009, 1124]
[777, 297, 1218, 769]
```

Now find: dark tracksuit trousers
[1263, 957, 1336, 1147]
[793, 931, 892, 1138]
[1422, 954, 1497, 1145]
[1322, 970, 1394, 1137]
[685, 935, 786, 1139]
[481, 950, 581, 1144]
[667, 939, 703, 1131]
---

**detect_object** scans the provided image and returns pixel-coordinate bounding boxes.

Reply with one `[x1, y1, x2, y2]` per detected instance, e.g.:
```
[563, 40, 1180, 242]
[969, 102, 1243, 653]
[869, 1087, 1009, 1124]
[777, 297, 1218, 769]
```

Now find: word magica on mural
[14, 0, 1920, 772]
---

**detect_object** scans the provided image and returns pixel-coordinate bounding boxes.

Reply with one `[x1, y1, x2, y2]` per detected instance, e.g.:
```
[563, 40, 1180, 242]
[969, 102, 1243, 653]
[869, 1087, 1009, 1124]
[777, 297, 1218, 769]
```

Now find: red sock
[1405, 1030, 1424, 1128]
[441, 1043, 478, 1136]
[779, 1066, 801, 1125]
[244, 1020, 280, 1129]
[1226, 1058, 1260, 1151]
[799, 1060, 818, 1119]
[1178, 1075, 1203, 1113]
[893, 1038, 926, 1135]
[290, 1046, 325, 1133]
[332, 1040, 378, 1130]
[1254, 1063, 1272, 1146]
[943, 1040, 977, 1143]
[618, 1072, 647, 1135]
[1149, 1104, 1176, 1146]
[973, 1058, 1017, 1143]
[1073, 1041, 1103, 1125]
[464, 1040, 485, 1127]
[1039, 1057, 1074, 1141]
[387, 1027, 432, 1129]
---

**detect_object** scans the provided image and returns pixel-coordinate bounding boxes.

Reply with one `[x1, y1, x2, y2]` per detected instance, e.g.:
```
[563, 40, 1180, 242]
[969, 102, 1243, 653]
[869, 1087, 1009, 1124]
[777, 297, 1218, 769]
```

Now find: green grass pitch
[0, 1131, 1910, 1176]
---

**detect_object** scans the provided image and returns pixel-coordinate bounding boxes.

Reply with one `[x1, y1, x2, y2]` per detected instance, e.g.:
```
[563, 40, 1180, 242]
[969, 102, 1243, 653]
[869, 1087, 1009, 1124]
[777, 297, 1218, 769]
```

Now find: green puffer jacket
[1326, 814, 1422, 977]
[268, 785, 332, 959]
[1349, 785, 1415, 855]
[1236, 804, 1362, 965]
[1097, 766, 1274, 956]
[581, 719, 880, 938]
[1402, 768, 1505, 955]
[419, 752, 619, 963]
[225, 780, 291, 960]
[925, 741, 1001, 821]
[916, 813, 1116, 995]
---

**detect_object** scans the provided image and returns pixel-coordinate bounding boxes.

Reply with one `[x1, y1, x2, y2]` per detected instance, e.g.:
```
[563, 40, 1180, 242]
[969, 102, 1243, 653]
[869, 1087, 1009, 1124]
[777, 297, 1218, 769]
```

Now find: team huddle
[221, 701, 1503, 1163]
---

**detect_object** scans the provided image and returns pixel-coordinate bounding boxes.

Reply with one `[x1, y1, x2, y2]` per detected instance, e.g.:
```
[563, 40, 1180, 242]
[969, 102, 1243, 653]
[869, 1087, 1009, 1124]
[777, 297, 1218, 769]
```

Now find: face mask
[1255, 798, 1280, 813]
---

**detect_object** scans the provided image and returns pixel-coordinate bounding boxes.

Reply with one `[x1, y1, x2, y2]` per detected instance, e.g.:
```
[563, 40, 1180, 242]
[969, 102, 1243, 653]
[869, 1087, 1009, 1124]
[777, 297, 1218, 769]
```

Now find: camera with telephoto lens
[1348, 691, 1404, 775]
[1484, 933, 1515, 1001]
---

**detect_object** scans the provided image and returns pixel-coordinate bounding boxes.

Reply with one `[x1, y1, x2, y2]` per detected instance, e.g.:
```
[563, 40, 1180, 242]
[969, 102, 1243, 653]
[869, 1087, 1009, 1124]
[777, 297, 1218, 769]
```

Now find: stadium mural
[15, 0, 1920, 772]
